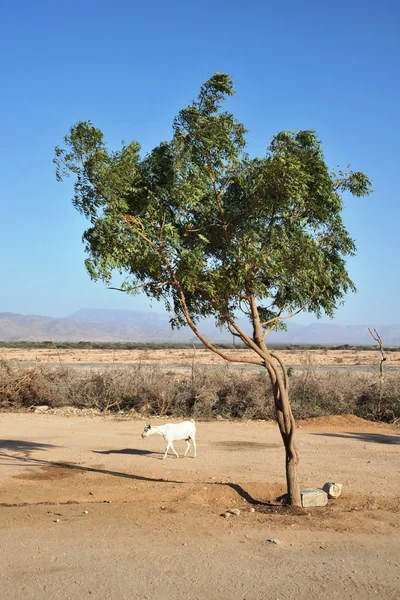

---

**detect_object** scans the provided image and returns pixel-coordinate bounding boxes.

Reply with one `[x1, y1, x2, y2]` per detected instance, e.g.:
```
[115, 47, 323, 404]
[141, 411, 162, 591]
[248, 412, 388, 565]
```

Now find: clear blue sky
[1, 0, 399, 324]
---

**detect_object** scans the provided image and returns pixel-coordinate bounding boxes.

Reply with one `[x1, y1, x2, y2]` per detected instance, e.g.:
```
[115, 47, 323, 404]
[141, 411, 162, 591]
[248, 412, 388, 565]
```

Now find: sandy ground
[0, 413, 399, 599]
[2, 346, 400, 368]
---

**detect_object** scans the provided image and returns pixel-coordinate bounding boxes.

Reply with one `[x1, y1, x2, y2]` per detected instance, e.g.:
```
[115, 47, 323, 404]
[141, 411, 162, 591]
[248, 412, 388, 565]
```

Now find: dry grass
[1, 360, 399, 422]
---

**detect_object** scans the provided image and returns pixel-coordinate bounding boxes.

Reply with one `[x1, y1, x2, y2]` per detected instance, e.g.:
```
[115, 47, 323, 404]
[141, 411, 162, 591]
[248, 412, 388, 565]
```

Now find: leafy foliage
[55, 73, 372, 335]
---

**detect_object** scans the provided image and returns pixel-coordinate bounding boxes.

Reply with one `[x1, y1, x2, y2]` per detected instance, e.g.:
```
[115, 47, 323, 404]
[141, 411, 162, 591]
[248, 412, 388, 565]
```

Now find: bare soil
[2, 346, 400, 368]
[1, 413, 399, 599]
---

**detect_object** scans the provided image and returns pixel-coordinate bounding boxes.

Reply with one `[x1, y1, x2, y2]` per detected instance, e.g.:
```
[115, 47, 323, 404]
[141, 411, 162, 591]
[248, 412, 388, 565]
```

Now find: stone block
[300, 488, 328, 507]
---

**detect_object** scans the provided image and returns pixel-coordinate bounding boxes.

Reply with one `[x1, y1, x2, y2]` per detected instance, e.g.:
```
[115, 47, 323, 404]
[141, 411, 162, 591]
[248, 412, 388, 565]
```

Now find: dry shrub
[173, 367, 274, 420]
[289, 369, 363, 418]
[355, 378, 400, 422]
[289, 369, 400, 422]
[0, 360, 399, 422]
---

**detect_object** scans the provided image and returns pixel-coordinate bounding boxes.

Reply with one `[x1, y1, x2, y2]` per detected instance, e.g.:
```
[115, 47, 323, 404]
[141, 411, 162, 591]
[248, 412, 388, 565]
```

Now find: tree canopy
[55, 73, 371, 340]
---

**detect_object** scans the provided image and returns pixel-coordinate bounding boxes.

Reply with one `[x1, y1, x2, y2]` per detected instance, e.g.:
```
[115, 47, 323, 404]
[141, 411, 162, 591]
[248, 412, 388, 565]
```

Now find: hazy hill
[0, 309, 399, 344]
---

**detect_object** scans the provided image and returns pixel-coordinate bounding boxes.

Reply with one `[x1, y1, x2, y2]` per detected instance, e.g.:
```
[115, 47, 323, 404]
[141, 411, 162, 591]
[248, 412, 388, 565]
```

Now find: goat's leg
[192, 437, 197, 458]
[163, 442, 172, 460]
[170, 442, 180, 459]
[184, 439, 191, 457]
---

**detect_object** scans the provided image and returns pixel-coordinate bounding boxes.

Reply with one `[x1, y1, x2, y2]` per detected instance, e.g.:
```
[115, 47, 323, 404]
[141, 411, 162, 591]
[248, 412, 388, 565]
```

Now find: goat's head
[141, 424, 152, 439]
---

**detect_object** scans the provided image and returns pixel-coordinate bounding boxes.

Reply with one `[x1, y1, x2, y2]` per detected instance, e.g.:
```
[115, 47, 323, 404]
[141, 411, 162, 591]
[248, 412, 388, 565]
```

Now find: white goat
[141, 420, 197, 459]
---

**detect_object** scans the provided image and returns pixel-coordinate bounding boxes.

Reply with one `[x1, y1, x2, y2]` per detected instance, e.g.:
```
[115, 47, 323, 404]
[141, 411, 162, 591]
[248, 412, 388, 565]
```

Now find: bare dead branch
[369, 327, 383, 346]
[368, 327, 387, 406]
[368, 328, 386, 361]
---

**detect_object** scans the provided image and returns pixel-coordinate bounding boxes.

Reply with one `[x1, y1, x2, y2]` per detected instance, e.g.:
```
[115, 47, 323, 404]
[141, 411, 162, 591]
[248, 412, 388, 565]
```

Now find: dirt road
[1, 414, 399, 599]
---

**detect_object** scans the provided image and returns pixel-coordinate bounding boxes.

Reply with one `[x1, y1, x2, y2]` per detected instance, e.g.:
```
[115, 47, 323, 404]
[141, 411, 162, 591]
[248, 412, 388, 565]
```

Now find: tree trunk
[275, 398, 301, 506]
[265, 362, 301, 507]
[245, 294, 302, 507]
[286, 448, 301, 505]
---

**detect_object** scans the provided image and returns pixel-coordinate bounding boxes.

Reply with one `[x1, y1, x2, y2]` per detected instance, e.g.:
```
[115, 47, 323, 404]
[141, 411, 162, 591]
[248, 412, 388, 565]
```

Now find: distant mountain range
[0, 309, 399, 345]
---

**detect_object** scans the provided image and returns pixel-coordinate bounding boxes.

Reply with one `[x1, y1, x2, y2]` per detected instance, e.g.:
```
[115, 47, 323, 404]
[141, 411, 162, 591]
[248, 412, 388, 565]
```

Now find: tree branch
[261, 305, 305, 328]
[159, 211, 167, 240]
[108, 280, 168, 294]
[120, 214, 158, 249]
[227, 322, 242, 339]
[261, 302, 310, 338]
[122, 212, 262, 366]
[203, 147, 229, 243]
[270, 351, 289, 391]
[176, 294, 263, 366]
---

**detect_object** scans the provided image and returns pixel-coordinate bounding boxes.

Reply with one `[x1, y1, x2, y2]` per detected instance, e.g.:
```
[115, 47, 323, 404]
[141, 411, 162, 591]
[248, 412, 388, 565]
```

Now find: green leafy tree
[55, 73, 371, 506]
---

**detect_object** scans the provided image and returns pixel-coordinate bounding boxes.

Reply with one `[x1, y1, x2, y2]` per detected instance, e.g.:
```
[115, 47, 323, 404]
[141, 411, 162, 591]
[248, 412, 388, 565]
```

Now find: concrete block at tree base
[300, 488, 329, 507]
[323, 482, 343, 499]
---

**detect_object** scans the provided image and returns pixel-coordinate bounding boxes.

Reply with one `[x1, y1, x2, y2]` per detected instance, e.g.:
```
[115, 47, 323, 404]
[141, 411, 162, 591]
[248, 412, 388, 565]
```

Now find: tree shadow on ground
[209, 482, 276, 506]
[0, 440, 58, 454]
[225, 482, 269, 505]
[1, 441, 282, 507]
[93, 448, 163, 457]
[0, 452, 183, 484]
[312, 432, 400, 444]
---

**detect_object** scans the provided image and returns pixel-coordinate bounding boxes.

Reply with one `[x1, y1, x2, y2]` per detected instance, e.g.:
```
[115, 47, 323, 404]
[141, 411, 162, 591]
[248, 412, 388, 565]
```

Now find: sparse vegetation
[1, 341, 400, 351]
[1, 361, 398, 423]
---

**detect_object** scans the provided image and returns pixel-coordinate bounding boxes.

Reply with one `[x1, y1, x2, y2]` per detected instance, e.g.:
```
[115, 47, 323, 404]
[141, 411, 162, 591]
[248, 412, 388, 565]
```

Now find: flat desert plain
[0, 412, 399, 600]
[2, 346, 400, 369]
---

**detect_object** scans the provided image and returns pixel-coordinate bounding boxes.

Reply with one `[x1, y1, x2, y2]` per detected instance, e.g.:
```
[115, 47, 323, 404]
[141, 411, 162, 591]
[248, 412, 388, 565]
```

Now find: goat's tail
[189, 418, 195, 423]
